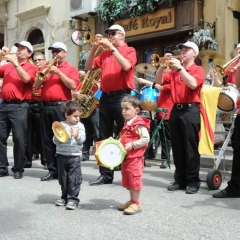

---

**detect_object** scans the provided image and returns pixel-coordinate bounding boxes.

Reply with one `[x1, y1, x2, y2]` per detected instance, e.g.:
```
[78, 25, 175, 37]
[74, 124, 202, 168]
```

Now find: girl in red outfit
[117, 95, 150, 215]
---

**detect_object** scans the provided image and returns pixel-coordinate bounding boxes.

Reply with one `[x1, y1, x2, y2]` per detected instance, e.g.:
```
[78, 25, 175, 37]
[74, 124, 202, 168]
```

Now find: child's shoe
[55, 199, 66, 206]
[66, 202, 77, 210]
[117, 201, 132, 211]
[123, 203, 142, 215]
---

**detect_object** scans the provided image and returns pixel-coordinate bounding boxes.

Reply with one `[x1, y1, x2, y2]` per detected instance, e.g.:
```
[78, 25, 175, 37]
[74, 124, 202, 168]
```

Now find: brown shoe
[117, 201, 132, 211]
[123, 203, 142, 215]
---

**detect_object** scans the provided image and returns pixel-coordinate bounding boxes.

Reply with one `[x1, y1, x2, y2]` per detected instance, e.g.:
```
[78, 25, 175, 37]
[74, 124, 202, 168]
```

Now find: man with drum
[33, 42, 79, 181]
[85, 24, 137, 185]
[155, 42, 205, 194]
[212, 50, 240, 198]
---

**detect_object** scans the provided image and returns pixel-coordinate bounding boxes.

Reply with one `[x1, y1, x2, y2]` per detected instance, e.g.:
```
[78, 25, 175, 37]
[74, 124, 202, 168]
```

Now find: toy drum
[95, 137, 127, 170]
[140, 86, 159, 111]
[217, 83, 239, 112]
[131, 89, 140, 98]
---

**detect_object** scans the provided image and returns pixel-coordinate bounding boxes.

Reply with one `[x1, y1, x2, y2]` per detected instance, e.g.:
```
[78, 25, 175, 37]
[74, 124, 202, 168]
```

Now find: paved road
[0, 146, 240, 240]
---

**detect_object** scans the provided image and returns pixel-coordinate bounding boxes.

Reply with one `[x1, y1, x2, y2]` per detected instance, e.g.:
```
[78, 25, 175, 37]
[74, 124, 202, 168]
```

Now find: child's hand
[70, 128, 79, 138]
[124, 142, 133, 151]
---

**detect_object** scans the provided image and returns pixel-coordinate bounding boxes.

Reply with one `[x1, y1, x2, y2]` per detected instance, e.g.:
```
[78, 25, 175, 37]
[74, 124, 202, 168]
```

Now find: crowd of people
[0, 24, 240, 212]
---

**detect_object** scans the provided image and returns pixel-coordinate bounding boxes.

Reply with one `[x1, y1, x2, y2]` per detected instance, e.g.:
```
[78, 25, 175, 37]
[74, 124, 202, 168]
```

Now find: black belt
[102, 89, 131, 97]
[44, 101, 63, 106]
[173, 103, 200, 110]
[2, 100, 29, 104]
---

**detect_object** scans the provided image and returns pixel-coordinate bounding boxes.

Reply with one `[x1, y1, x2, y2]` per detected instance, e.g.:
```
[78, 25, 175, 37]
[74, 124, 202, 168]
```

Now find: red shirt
[157, 82, 173, 120]
[225, 61, 237, 84]
[163, 63, 205, 103]
[0, 62, 38, 101]
[41, 61, 79, 101]
[93, 43, 137, 92]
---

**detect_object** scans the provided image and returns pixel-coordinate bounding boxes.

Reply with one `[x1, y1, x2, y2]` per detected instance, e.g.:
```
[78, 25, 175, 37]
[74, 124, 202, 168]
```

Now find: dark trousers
[41, 104, 65, 177]
[98, 93, 128, 181]
[56, 154, 82, 205]
[159, 119, 171, 160]
[0, 102, 28, 174]
[226, 115, 240, 194]
[25, 102, 46, 166]
[81, 108, 99, 158]
[169, 106, 201, 187]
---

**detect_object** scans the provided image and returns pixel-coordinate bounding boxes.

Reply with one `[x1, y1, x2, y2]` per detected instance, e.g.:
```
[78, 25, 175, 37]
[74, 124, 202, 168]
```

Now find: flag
[199, 85, 222, 156]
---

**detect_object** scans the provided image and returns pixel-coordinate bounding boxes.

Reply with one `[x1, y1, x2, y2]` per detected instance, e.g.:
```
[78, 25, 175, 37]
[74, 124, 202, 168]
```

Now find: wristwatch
[14, 62, 19, 68]
[111, 48, 117, 53]
[177, 67, 183, 72]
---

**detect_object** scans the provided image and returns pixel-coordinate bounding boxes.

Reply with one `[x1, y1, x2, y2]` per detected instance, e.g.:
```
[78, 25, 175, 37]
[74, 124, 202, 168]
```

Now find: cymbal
[198, 50, 226, 65]
[136, 63, 156, 74]
[52, 121, 68, 143]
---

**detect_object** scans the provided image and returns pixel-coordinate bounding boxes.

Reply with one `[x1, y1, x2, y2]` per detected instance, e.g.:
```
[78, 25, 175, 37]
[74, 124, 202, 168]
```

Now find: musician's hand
[124, 142, 134, 151]
[137, 77, 145, 84]
[169, 58, 182, 70]
[79, 70, 86, 78]
[210, 69, 218, 78]
[50, 65, 61, 75]
[70, 128, 79, 138]
[2, 46, 9, 52]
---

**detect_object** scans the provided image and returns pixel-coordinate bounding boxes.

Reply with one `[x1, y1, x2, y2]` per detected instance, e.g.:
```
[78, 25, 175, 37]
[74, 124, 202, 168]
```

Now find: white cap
[104, 24, 125, 35]
[237, 43, 240, 48]
[178, 41, 199, 54]
[48, 42, 67, 52]
[14, 41, 33, 52]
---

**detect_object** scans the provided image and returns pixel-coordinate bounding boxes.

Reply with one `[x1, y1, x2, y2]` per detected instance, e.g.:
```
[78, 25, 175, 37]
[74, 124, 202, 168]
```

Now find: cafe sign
[115, 8, 175, 37]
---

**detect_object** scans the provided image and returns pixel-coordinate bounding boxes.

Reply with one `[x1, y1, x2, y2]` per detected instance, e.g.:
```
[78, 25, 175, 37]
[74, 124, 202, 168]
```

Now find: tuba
[36, 56, 59, 81]
[76, 46, 104, 118]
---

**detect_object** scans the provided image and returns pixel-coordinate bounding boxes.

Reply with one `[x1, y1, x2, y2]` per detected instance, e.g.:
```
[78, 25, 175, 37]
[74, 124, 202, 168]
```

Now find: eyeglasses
[108, 31, 121, 37]
[51, 49, 62, 54]
[33, 59, 44, 62]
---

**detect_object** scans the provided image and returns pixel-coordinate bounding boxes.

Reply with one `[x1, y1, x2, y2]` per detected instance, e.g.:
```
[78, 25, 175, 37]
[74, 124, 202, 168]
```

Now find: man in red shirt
[155, 42, 205, 194]
[0, 41, 38, 179]
[34, 42, 79, 181]
[85, 24, 137, 185]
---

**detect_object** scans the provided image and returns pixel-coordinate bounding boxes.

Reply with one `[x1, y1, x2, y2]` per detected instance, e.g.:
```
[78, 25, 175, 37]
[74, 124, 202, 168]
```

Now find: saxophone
[76, 68, 101, 118]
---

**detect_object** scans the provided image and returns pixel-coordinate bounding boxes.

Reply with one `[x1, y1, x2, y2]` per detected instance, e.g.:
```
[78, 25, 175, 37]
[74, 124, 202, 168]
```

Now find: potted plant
[96, 0, 175, 23]
[188, 28, 218, 51]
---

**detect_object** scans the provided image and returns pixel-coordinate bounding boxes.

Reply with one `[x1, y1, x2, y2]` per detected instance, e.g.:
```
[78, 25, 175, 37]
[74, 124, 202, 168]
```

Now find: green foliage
[96, 0, 174, 22]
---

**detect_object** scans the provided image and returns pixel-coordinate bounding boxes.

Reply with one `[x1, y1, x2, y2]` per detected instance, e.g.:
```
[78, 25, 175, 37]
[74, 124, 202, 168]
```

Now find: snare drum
[140, 86, 159, 111]
[95, 137, 127, 170]
[217, 83, 239, 112]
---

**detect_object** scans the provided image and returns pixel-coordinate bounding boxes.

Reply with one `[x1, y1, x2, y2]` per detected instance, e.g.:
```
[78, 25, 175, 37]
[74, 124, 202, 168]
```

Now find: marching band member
[155, 42, 205, 194]
[117, 95, 150, 215]
[33, 42, 79, 181]
[212, 50, 240, 198]
[85, 24, 137, 186]
[0, 41, 38, 179]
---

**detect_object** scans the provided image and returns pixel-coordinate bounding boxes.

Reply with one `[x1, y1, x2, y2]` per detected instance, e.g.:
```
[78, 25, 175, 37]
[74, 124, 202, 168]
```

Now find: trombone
[216, 53, 240, 75]
[150, 53, 182, 67]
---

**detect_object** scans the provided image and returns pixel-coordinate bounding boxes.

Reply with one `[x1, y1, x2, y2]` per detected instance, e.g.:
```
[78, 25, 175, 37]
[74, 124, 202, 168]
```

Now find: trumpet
[36, 56, 59, 81]
[82, 32, 109, 49]
[150, 54, 182, 67]
[216, 54, 240, 75]
[0, 52, 15, 61]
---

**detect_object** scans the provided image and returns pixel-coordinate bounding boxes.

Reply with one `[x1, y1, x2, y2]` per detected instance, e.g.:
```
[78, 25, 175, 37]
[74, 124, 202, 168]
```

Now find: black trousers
[25, 102, 46, 166]
[41, 104, 65, 177]
[81, 108, 99, 158]
[169, 105, 201, 187]
[98, 93, 129, 181]
[0, 102, 28, 174]
[56, 154, 82, 205]
[226, 114, 240, 194]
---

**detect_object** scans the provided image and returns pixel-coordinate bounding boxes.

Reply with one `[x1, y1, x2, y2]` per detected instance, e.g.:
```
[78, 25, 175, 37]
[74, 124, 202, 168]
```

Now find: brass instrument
[150, 54, 182, 67]
[52, 121, 68, 142]
[36, 56, 59, 81]
[0, 52, 15, 61]
[82, 32, 109, 49]
[82, 31, 91, 43]
[216, 54, 240, 75]
[76, 46, 104, 118]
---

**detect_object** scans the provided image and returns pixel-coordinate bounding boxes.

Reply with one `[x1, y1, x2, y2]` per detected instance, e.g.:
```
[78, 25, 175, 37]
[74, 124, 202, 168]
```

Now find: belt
[102, 89, 131, 97]
[44, 101, 63, 106]
[2, 100, 29, 104]
[173, 103, 200, 110]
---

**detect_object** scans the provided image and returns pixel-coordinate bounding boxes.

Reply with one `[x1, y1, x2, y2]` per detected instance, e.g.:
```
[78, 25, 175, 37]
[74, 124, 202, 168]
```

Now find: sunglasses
[33, 59, 44, 62]
[51, 49, 62, 54]
[108, 31, 121, 37]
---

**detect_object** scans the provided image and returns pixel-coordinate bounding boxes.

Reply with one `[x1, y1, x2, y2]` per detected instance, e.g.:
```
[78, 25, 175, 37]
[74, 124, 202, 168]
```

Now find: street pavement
[0, 145, 240, 240]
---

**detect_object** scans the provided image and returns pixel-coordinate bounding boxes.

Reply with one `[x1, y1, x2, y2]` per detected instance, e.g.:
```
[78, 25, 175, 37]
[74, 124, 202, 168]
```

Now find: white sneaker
[55, 199, 66, 206]
[66, 202, 77, 210]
